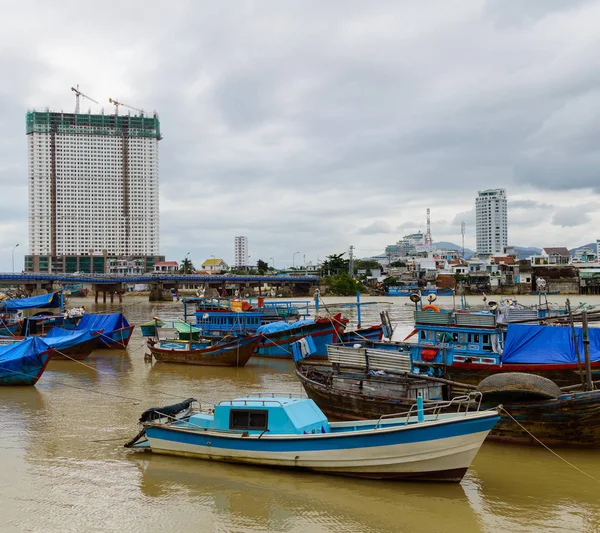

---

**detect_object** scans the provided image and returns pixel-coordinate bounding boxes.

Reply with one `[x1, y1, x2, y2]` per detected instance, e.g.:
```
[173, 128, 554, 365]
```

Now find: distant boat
[0, 327, 101, 361]
[387, 286, 453, 297]
[0, 337, 53, 386]
[255, 314, 346, 358]
[125, 393, 500, 482]
[148, 334, 260, 367]
[71, 313, 134, 349]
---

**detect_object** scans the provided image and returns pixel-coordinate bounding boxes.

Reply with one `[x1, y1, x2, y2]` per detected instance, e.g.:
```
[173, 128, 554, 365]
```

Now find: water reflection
[132, 453, 481, 533]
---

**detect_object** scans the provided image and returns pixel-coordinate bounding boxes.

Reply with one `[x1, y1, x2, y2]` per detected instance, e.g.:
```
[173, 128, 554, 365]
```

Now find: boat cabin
[410, 310, 504, 370]
[188, 395, 331, 435]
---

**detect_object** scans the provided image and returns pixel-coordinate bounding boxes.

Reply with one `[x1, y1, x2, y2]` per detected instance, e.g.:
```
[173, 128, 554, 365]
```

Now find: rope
[499, 406, 600, 485]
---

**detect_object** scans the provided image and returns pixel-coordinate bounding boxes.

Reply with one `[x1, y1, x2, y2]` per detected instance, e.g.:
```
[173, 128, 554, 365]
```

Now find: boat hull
[99, 325, 135, 349]
[484, 390, 600, 448]
[51, 335, 101, 360]
[149, 336, 259, 367]
[339, 325, 384, 344]
[142, 411, 498, 482]
[0, 335, 100, 361]
[0, 350, 53, 386]
[434, 361, 600, 388]
[0, 322, 21, 336]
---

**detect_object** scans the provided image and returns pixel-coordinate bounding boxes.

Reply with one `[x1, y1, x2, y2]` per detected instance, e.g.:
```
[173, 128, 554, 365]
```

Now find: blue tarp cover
[0, 336, 50, 362]
[0, 337, 51, 384]
[76, 313, 129, 334]
[502, 324, 600, 364]
[0, 292, 63, 311]
[44, 327, 97, 351]
[257, 320, 315, 335]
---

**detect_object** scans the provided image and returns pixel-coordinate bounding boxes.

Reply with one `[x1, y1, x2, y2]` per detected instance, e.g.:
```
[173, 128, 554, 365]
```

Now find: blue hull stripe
[147, 414, 499, 453]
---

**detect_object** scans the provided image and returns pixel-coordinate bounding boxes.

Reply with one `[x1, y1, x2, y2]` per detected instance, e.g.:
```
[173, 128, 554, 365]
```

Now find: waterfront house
[540, 247, 572, 265]
[201, 258, 229, 273]
[153, 261, 179, 273]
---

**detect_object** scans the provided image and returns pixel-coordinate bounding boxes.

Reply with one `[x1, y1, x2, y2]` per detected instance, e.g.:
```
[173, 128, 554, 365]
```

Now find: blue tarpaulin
[502, 324, 600, 364]
[257, 320, 315, 335]
[0, 292, 63, 311]
[43, 327, 98, 351]
[76, 313, 129, 335]
[0, 337, 51, 385]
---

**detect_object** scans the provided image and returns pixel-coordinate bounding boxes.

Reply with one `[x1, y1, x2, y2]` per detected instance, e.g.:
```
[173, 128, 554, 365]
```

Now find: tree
[324, 272, 366, 296]
[179, 257, 195, 274]
[256, 259, 269, 274]
[321, 252, 349, 276]
[390, 261, 406, 268]
[382, 276, 399, 290]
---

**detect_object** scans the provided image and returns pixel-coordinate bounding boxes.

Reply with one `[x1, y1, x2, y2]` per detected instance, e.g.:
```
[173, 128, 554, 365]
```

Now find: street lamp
[270, 257, 275, 269]
[12, 244, 19, 273]
[293, 251, 300, 269]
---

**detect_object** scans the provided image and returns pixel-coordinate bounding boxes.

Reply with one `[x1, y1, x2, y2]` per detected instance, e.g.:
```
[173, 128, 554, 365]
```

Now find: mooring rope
[499, 406, 600, 485]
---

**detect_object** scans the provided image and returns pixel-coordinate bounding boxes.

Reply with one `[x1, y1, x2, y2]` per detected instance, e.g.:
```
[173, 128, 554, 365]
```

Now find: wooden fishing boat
[477, 373, 600, 448]
[256, 314, 346, 358]
[148, 335, 260, 367]
[125, 393, 500, 482]
[0, 337, 54, 386]
[293, 343, 454, 420]
[409, 307, 600, 387]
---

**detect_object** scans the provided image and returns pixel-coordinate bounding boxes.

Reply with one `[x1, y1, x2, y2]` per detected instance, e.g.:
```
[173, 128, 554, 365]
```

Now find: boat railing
[217, 399, 289, 407]
[373, 392, 484, 429]
[247, 392, 306, 399]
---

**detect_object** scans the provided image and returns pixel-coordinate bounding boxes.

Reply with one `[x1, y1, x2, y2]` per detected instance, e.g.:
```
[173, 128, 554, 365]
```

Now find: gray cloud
[551, 203, 596, 227]
[357, 221, 393, 235]
[2, 1, 600, 268]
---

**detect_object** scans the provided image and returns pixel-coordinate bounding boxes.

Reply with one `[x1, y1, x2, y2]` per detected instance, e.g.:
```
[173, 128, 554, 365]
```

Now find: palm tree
[179, 257, 195, 274]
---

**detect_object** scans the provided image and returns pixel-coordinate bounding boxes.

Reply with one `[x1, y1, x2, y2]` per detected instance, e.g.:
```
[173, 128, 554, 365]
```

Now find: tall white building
[27, 110, 161, 261]
[475, 188, 508, 255]
[234, 236, 248, 267]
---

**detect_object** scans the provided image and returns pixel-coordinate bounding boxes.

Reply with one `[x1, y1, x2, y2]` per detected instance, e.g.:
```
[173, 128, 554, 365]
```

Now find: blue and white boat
[126, 394, 499, 482]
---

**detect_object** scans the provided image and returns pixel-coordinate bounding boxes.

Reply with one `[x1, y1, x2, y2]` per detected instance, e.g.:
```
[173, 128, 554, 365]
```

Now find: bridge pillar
[149, 281, 172, 302]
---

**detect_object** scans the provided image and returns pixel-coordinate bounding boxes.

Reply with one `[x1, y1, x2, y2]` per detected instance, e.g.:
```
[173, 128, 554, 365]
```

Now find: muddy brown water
[1, 295, 599, 532]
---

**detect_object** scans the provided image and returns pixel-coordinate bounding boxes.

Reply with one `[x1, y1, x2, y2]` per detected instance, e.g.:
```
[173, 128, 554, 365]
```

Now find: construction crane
[108, 97, 144, 116]
[71, 85, 98, 114]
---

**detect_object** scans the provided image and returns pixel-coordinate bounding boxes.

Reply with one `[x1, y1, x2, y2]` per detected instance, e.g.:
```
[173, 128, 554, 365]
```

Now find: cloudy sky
[1, 0, 600, 270]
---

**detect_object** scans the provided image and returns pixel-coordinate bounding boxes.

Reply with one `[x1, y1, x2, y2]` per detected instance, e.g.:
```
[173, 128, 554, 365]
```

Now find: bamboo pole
[582, 310, 593, 392]
[566, 299, 585, 388]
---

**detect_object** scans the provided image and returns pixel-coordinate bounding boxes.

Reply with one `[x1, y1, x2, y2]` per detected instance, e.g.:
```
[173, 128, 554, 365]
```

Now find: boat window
[467, 334, 472, 343]
[482, 334, 490, 344]
[474, 334, 480, 343]
[459, 333, 466, 342]
[420, 331, 426, 340]
[452, 333, 458, 342]
[229, 409, 268, 431]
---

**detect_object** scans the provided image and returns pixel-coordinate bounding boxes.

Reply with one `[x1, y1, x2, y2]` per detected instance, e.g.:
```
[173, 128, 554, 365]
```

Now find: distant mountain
[513, 246, 542, 259]
[570, 242, 597, 256]
[434, 241, 475, 259]
[434, 242, 541, 260]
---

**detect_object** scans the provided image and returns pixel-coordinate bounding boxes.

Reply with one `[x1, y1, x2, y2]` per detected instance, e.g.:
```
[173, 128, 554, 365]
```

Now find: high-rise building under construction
[25, 110, 162, 272]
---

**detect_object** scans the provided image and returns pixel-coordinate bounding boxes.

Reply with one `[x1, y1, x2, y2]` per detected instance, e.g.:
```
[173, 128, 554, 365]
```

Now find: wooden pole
[566, 299, 585, 388]
[582, 310, 593, 391]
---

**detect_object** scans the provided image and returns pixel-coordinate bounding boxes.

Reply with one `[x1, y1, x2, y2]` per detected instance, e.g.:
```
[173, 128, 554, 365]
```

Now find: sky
[1, 0, 600, 270]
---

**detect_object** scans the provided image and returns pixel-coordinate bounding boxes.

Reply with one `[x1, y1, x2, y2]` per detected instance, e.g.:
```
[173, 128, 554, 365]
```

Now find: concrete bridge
[0, 273, 320, 302]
